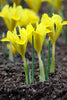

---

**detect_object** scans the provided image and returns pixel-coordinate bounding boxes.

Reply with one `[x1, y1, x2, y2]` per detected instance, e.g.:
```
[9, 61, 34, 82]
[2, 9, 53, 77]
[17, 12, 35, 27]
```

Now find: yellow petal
[14, 40, 27, 57]
[19, 27, 27, 42]
[16, 40, 26, 45]
[41, 13, 53, 28]
[0, 12, 1, 16]
[34, 32, 45, 53]
[61, 21, 67, 25]
[55, 21, 67, 42]
[13, 26, 27, 56]
[36, 23, 51, 36]
[26, 23, 34, 43]
[1, 37, 10, 42]
[54, 25, 62, 42]
[52, 13, 62, 23]
[48, 32, 55, 43]
[12, 16, 19, 21]
[52, 13, 62, 30]
[18, 43, 27, 56]
[25, 0, 41, 12]
[7, 31, 15, 44]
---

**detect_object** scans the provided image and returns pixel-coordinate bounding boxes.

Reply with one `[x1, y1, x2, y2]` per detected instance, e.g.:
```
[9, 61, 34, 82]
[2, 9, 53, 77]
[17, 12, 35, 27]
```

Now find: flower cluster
[1, 11, 67, 83]
[0, 3, 39, 31]
[0, 1, 67, 84]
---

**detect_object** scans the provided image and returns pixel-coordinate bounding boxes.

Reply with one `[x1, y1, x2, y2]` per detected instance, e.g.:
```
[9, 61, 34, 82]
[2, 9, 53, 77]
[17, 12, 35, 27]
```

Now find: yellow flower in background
[0, 3, 39, 29]
[12, 0, 21, 5]
[42, 0, 63, 11]
[41, 13, 67, 43]
[1, 27, 28, 57]
[7, 43, 16, 55]
[25, 0, 41, 12]
[17, 8, 40, 27]
[0, 3, 22, 31]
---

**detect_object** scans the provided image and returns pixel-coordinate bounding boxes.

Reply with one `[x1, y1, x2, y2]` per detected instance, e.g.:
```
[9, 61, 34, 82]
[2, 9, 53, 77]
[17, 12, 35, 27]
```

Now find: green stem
[23, 56, 30, 84]
[48, 38, 51, 73]
[32, 35, 34, 83]
[62, 25, 67, 44]
[38, 53, 45, 82]
[2, 32, 6, 58]
[50, 42, 55, 72]
[41, 50, 49, 80]
[27, 64, 30, 84]
[23, 56, 28, 84]
[9, 43, 14, 62]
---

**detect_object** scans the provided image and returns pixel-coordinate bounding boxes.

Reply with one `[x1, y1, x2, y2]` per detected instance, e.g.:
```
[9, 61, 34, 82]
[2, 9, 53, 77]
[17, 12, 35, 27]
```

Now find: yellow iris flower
[25, 0, 41, 12]
[26, 23, 51, 82]
[26, 23, 51, 54]
[12, 0, 21, 5]
[34, 23, 50, 53]
[42, 0, 63, 11]
[41, 13, 67, 43]
[0, 3, 21, 31]
[41, 13, 67, 72]
[17, 8, 40, 27]
[1, 26, 31, 84]
[1, 27, 27, 57]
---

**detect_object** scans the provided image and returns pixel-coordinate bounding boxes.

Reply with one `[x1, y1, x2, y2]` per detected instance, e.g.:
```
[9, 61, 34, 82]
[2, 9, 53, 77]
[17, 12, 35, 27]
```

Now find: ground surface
[0, 0, 67, 100]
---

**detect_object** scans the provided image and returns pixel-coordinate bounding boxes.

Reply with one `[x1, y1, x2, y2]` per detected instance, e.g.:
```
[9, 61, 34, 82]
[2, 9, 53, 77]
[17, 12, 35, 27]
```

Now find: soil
[0, 0, 67, 100]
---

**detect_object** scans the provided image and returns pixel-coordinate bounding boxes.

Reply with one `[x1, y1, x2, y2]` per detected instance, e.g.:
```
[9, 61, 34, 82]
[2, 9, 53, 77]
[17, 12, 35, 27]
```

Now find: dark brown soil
[0, 0, 67, 100]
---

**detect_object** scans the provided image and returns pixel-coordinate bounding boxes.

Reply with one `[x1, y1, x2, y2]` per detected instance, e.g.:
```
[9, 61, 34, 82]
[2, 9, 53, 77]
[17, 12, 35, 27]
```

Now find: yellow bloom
[42, 0, 63, 11]
[12, 0, 21, 5]
[0, 3, 21, 31]
[25, 0, 41, 12]
[7, 43, 16, 55]
[1, 27, 27, 57]
[26, 23, 50, 82]
[0, 3, 39, 29]
[17, 8, 40, 27]
[26, 23, 34, 42]
[27, 23, 51, 54]
[41, 13, 67, 43]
